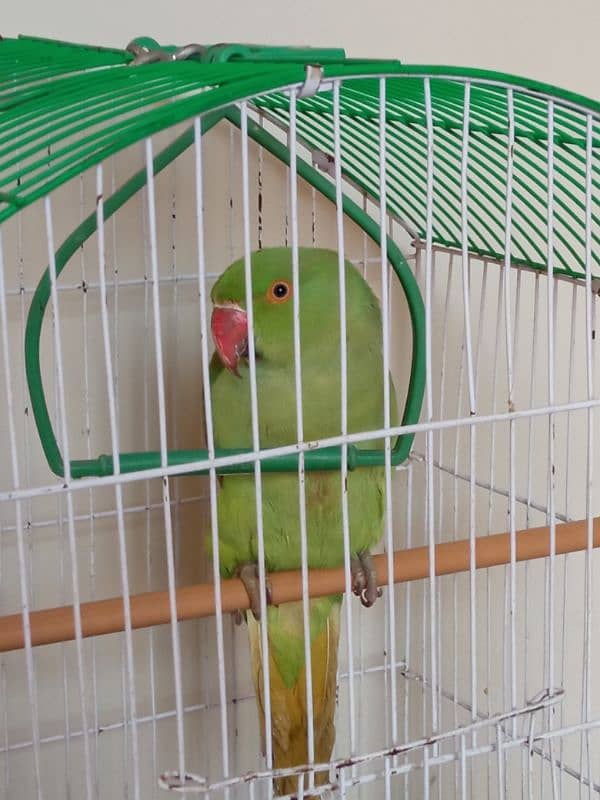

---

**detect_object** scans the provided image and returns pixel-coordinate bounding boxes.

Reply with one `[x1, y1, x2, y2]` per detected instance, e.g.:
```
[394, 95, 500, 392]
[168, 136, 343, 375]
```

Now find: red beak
[211, 305, 249, 377]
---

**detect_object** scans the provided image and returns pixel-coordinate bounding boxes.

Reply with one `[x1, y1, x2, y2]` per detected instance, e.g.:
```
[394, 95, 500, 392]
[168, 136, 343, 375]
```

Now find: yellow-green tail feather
[247, 600, 340, 796]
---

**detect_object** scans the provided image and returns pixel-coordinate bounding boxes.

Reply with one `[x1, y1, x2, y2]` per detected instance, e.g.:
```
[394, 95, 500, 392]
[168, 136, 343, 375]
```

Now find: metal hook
[298, 64, 324, 99]
[126, 40, 172, 66]
[173, 43, 208, 61]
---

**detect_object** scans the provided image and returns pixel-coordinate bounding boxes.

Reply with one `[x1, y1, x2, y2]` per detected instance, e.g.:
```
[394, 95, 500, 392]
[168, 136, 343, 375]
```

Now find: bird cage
[0, 33, 599, 799]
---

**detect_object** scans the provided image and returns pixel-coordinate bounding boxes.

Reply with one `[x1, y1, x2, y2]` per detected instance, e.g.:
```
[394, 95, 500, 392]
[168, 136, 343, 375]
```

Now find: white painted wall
[3, 0, 600, 96]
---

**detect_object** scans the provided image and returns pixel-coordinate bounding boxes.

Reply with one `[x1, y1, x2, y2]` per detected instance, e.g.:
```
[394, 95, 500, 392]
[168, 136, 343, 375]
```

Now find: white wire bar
[288, 89, 317, 785]
[95, 167, 143, 800]
[424, 77, 440, 743]
[144, 138, 188, 789]
[193, 116, 232, 791]
[239, 100, 274, 791]
[503, 87, 518, 740]
[44, 196, 95, 800]
[378, 77, 399, 767]
[0, 234, 44, 800]
[332, 78, 358, 759]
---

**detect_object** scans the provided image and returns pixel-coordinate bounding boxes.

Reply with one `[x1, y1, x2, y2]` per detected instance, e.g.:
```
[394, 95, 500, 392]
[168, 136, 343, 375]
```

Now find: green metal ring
[24, 103, 425, 479]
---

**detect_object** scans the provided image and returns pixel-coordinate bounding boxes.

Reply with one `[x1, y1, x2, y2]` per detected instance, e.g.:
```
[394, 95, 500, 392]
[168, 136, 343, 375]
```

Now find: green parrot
[209, 247, 395, 795]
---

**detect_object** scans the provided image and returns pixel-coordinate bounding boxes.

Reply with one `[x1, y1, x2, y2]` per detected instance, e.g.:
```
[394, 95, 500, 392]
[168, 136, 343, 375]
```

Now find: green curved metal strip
[24, 110, 226, 476]
[25, 105, 425, 478]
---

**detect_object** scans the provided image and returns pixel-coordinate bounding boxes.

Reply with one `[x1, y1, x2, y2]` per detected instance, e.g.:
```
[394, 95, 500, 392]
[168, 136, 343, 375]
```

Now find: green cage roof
[2, 35, 600, 279]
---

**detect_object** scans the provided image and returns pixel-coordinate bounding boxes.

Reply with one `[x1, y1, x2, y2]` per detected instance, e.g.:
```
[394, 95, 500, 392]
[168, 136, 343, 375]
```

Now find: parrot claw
[351, 556, 367, 597]
[237, 563, 273, 622]
[232, 609, 245, 626]
[351, 551, 381, 608]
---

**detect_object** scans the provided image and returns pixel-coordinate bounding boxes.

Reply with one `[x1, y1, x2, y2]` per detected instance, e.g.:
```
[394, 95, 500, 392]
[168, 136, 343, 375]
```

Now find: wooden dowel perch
[1, 516, 599, 654]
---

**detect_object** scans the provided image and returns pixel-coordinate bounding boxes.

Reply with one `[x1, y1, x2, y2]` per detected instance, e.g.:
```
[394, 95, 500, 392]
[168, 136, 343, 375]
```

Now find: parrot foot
[351, 551, 382, 608]
[236, 563, 273, 622]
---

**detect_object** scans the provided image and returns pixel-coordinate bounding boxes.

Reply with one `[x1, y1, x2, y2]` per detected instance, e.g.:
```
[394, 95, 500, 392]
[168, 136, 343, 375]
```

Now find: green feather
[209, 248, 397, 778]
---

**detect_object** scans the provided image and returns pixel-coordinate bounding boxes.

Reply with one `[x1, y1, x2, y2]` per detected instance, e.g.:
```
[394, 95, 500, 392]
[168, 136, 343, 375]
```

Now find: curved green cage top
[1, 35, 599, 479]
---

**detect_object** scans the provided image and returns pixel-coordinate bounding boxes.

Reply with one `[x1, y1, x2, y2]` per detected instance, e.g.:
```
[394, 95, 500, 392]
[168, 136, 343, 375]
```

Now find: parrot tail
[247, 598, 341, 797]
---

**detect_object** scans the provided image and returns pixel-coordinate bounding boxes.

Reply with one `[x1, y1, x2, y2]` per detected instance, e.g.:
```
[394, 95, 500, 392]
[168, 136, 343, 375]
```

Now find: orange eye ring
[267, 279, 292, 304]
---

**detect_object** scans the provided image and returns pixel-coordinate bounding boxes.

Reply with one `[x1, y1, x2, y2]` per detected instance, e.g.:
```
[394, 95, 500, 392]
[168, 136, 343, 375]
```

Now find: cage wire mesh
[0, 36, 600, 799]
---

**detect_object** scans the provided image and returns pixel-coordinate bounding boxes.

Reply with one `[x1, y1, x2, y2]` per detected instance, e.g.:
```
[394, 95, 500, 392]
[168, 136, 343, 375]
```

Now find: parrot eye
[267, 280, 291, 304]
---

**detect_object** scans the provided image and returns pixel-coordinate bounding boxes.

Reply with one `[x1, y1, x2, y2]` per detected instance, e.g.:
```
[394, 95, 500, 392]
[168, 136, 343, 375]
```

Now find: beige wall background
[3, 0, 600, 99]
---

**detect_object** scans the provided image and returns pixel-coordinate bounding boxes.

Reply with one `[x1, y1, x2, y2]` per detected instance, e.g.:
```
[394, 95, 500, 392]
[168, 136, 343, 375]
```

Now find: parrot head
[211, 247, 375, 377]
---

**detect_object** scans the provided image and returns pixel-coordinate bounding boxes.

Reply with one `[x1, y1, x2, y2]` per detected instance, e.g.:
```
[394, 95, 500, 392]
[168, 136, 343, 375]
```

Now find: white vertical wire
[18, 215, 38, 628]
[487, 272, 504, 533]
[193, 116, 231, 789]
[119, 639, 129, 793]
[424, 77, 440, 740]
[473, 260, 488, 421]
[44, 196, 94, 800]
[486, 269, 504, 731]
[460, 81, 479, 744]
[545, 101, 556, 689]
[460, 734, 467, 800]
[402, 462, 414, 799]
[474, 259, 489, 782]
[239, 103, 274, 788]
[460, 83, 476, 408]
[435, 256, 457, 775]
[437, 254, 454, 539]
[0, 232, 43, 800]
[496, 725, 505, 799]
[512, 268, 522, 382]
[112, 174, 129, 793]
[1, 662, 8, 795]
[145, 501, 158, 798]
[421, 554, 428, 742]
[524, 273, 540, 742]
[559, 283, 577, 800]
[110, 161, 121, 445]
[526, 274, 541, 531]
[95, 168, 141, 800]
[423, 745, 431, 800]
[417, 190, 426, 754]
[12, 198, 36, 796]
[365, 195, 373, 766]
[332, 79, 358, 757]
[79, 171, 101, 800]
[228, 125, 236, 264]
[144, 139, 187, 785]
[58, 495, 71, 799]
[503, 88, 518, 735]
[486, 264, 501, 800]
[168, 166, 183, 580]
[14, 184, 32, 593]
[340, 767, 348, 800]
[384, 756, 392, 800]
[288, 90, 316, 782]
[141, 171, 159, 800]
[545, 98, 559, 800]
[582, 112, 595, 800]
[527, 716, 535, 800]
[378, 77, 398, 758]
[512, 267, 527, 800]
